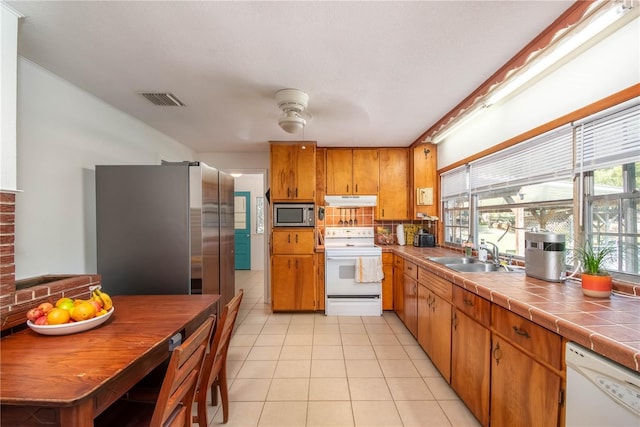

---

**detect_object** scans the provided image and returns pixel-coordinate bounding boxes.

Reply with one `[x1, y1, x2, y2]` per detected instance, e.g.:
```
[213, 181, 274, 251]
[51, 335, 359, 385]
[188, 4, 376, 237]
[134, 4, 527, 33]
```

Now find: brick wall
[0, 190, 101, 333]
[0, 192, 16, 297]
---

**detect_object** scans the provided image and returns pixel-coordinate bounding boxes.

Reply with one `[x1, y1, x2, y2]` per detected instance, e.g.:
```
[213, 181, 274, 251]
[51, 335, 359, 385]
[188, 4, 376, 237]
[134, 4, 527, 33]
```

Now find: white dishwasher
[565, 342, 640, 426]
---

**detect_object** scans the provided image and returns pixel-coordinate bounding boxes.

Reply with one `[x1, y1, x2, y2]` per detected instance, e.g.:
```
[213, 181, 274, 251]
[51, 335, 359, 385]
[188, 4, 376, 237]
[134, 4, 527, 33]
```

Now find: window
[577, 100, 640, 278]
[441, 98, 639, 281]
[441, 166, 470, 245]
[442, 126, 574, 256]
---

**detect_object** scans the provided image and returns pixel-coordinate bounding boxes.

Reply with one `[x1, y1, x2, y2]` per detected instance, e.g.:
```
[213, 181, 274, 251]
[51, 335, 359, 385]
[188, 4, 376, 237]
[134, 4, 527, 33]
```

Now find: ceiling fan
[275, 88, 311, 134]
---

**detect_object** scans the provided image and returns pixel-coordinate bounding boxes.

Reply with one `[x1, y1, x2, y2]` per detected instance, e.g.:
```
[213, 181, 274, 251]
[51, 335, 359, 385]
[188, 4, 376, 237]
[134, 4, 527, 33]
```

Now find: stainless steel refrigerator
[96, 162, 235, 308]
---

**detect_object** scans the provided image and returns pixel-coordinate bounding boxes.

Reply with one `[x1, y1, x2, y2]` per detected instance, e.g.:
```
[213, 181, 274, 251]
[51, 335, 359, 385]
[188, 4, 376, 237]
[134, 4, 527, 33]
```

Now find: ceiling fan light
[278, 111, 306, 133]
[275, 89, 309, 113]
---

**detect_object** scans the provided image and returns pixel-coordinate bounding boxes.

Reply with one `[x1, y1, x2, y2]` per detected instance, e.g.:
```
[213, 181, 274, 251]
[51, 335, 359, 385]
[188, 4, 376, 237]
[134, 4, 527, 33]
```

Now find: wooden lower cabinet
[402, 261, 418, 337]
[417, 268, 452, 381]
[271, 255, 315, 311]
[490, 305, 563, 426]
[382, 253, 393, 310]
[316, 253, 325, 311]
[451, 287, 491, 427]
[490, 337, 562, 426]
[452, 310, 490, 426]
[393, 256, 404, 321]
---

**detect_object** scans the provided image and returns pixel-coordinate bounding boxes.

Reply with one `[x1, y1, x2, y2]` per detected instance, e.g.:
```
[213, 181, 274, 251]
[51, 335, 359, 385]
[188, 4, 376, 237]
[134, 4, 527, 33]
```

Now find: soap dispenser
[478, 239, 488, 262]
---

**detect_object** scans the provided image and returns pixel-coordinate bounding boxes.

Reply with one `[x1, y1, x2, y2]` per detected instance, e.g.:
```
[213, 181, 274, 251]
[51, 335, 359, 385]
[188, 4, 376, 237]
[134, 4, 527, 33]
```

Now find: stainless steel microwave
[273, 203, 315, 227]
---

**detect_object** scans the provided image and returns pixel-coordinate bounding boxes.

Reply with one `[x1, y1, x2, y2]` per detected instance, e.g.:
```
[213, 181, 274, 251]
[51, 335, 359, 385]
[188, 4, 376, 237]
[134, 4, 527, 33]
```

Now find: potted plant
[574, 240, 615, 297]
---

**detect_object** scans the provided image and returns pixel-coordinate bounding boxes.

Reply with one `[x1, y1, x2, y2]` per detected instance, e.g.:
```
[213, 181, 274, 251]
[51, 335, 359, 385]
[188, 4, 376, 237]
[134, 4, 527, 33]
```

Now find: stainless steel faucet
[484, 241, 500, 265]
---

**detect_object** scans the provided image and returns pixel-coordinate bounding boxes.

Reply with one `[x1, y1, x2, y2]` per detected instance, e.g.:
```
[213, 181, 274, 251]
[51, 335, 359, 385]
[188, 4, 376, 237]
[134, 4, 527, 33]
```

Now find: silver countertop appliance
[525, 231, 566, 282]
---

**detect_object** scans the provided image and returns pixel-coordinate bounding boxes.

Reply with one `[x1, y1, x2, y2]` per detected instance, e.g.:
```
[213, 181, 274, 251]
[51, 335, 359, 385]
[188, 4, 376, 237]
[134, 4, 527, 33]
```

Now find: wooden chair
[95, 315, 215, 427]
[194, 289, 244, 426]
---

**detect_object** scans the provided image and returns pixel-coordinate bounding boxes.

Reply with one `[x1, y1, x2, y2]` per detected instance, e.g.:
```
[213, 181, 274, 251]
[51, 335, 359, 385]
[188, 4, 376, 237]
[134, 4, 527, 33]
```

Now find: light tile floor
[202, 270, 481, 427]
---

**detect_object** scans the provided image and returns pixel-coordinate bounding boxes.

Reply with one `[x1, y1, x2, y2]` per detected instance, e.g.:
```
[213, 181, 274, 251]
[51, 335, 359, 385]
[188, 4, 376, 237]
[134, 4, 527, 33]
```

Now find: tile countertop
[381, 245, 640, 373]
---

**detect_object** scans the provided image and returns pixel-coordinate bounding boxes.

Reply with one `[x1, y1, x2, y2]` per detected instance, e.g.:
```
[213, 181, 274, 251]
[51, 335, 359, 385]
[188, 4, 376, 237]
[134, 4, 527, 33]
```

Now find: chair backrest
[200, 290, 244, 391]
[150, 315, 215, 427]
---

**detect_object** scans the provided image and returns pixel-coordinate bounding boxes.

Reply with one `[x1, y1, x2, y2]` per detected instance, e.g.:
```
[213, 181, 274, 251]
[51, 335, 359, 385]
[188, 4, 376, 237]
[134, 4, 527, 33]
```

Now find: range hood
[324, 195, 377, 207]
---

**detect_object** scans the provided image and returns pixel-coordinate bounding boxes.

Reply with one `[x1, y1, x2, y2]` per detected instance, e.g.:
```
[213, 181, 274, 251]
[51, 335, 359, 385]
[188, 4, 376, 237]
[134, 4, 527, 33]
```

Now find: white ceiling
[8, 1, 574, 153]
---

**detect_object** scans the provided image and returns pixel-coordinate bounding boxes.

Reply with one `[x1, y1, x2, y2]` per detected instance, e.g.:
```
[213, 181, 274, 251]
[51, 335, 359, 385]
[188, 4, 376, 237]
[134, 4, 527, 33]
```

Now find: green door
[234, 192, 251, 270]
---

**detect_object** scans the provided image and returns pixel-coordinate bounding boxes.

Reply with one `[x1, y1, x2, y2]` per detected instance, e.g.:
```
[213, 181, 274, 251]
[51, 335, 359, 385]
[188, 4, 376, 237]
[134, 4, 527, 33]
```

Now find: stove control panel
[325, 227, 375, 238]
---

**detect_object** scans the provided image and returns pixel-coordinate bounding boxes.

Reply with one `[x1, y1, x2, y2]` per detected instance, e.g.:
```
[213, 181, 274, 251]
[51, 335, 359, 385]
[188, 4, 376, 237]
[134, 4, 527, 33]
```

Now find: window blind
[441, 165, 467, 199]
[575, 101, 640, 172]
[470, 125, 573, 193]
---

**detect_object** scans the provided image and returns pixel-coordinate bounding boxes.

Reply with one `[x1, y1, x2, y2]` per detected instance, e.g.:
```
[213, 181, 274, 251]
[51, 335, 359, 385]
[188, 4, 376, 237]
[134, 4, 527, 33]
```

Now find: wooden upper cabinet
[315, 147, 327, 206]
[270, 142, 316, 201]
[326, 149, 378, 195]
[412, 143, 438, 218]
[378, 148, 409, 220]
[352, 149, 378, 194]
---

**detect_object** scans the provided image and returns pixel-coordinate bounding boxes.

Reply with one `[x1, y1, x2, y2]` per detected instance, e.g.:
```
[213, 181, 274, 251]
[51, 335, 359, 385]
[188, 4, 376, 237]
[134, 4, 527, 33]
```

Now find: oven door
[324, 252, 382, 316]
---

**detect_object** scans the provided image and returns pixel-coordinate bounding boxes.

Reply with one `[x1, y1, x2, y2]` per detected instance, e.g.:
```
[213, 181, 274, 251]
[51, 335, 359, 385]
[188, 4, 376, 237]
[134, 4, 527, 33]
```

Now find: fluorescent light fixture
[486, 2, 630, 106]
[230, 173, 242, 178]
[432, 105, 486, 144]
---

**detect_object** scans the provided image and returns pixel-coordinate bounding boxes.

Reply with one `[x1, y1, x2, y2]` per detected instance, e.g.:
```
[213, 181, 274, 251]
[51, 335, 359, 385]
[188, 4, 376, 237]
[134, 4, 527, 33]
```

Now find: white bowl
[27, 307, 114, 336]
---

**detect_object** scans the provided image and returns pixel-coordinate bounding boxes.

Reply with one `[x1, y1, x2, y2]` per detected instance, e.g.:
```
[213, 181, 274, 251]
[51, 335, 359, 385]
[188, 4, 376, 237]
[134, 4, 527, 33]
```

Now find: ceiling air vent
[138, 92, 185, 106]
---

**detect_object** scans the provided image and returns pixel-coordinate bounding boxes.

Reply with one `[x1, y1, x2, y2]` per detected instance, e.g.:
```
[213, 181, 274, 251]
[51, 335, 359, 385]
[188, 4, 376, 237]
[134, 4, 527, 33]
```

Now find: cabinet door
[272, 255, 315, 311]
[294, 144, 316, 200]
[393, 257, 404, 321]
[452, 310, 490, 427]
[429, 292, 452, 381]
[403, 275, 418, 337]
[378, 148, 408, 219]
[270, 143, 315, 201]
[490, 337, 562, 427]
[352, 149, 378, 194]
[417, 283, 429, 349]
[382, 254, 393, 310]
[412, 143, 438, 218]
[316, 253, 325, 311]
[315, 147, 327, 206]
[326, 149, 353, 194]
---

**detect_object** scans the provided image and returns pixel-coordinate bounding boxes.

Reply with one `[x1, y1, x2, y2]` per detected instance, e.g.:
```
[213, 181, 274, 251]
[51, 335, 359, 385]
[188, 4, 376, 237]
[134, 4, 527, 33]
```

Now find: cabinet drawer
[491, 305, 562, 369]
[272, 230, 315, 254]
[403, 261, 418, 279]
[417, 267, 452, 301]
[453, 287, 490, 326]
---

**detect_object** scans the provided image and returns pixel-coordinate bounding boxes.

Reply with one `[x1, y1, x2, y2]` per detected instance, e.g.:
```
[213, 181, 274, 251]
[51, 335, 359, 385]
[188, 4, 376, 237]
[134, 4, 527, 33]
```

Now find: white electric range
[324, 227, 382, 316]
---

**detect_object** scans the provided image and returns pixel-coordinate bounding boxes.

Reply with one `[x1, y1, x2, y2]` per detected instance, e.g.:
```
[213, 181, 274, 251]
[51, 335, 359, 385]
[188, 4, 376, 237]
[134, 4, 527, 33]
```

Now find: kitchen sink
[426, 256, 479, 264]
[445, 263, 507, 273]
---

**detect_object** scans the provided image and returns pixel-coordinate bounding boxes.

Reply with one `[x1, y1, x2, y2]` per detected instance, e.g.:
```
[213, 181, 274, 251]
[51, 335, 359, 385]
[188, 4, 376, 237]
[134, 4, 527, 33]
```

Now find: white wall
[15, 59, 194, 279]
[437, 16, 640, 169]
[1, 5, 21, 192]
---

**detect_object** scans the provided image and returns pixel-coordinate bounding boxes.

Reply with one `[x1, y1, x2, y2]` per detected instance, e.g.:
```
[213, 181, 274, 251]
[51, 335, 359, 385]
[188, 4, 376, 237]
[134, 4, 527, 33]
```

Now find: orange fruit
[70, 302, 96, 322]
[55, 297, 73, 308]
[47, 308, 71, 325]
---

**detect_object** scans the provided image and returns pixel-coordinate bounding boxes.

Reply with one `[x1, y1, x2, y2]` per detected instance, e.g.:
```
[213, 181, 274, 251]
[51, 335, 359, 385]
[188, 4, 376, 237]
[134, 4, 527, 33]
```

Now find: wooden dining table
[1, 294, 220, 427]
